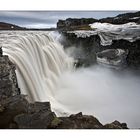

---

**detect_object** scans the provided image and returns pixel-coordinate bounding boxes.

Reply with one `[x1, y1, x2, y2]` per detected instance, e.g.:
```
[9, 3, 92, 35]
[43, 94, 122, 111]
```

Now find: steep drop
[1, 31, 74, 113]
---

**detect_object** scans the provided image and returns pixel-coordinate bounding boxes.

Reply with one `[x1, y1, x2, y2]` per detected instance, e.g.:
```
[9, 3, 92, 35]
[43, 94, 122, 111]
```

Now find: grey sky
[0, 11, 132, 28]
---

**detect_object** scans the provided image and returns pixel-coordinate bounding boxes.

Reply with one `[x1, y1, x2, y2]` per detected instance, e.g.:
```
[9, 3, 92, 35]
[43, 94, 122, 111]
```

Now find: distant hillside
[57, 11, 140, 31]
[0, 22, 25, 30]
[0, 22, 57, 31]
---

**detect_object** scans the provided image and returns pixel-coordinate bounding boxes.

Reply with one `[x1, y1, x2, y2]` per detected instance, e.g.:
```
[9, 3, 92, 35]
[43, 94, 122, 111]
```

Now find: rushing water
[1, 31, 74, 113]
[1, 31, 140, 128]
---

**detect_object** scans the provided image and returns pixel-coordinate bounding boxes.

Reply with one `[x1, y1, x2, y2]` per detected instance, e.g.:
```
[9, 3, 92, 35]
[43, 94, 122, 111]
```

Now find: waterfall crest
[1, 31, 74, 109]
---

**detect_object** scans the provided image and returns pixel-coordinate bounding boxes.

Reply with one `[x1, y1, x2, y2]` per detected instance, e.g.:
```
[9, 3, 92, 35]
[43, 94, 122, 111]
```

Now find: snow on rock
[130, 17, 140, 20]
[67, 30, 97, 38]
[67, 22, 140, 46]
[96, 49, 128, 67]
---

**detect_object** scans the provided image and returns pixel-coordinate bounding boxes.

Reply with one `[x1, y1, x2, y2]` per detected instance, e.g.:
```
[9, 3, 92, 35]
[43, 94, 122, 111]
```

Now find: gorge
[0, 11, 140, 129]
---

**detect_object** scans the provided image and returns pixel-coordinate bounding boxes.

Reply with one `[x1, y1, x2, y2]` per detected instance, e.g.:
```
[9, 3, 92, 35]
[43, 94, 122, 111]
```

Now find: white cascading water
[1, 31, 74, 114]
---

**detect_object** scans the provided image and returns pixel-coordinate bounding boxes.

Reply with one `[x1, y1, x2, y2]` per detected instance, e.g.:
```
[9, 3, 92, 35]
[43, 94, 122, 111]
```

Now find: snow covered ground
[67, 22, 140, 46]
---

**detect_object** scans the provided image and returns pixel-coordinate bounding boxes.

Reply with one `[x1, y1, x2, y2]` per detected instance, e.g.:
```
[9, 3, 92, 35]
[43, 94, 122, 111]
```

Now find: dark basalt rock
[13, 102, 56, 129]
[0, 95, 29, 128]
[54, 112, 104, 129]
[0, 47, 2, 57]
[61, 31, 140, 68]
[49, 112, 128, 129]
[103, 120, 128, 129]
[0, 54, 20, 99]
[62, 33, 100, 67]
[57, 11, 140, 68]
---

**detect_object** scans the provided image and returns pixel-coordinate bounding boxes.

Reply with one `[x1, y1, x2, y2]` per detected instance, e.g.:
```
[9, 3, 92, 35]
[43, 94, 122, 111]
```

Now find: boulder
[52, 112, 104, 129]
[57, 18, 98, 30]
[12, 102, 56, 129]
[104, 120, 128, 129]
[0, 95, 29, 128]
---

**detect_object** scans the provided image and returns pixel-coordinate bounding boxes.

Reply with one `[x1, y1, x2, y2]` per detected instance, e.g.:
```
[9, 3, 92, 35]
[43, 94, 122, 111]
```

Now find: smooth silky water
[1, 31, 140, 128]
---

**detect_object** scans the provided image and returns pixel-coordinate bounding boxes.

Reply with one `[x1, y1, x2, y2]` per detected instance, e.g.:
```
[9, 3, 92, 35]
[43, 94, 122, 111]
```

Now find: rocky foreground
[0, 48, 128, 129]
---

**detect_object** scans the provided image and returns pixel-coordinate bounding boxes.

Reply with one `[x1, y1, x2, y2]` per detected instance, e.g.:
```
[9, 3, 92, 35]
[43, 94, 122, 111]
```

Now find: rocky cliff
[58, 11, 140, 68]
[57, 11, 140, 31]
[0, 47, 128, 129]
[61, 32, 140, 68]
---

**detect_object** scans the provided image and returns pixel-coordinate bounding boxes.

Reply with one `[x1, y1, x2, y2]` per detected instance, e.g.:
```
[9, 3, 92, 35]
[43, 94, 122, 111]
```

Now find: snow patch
[67, 22, 140, 46]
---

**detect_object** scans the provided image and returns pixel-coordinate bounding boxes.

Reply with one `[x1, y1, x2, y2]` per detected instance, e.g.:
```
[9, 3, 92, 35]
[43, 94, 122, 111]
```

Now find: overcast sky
[0, 11, 132, 28]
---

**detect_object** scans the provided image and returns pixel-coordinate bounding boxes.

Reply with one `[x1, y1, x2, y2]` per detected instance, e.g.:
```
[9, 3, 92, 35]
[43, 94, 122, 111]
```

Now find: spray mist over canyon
[1, 31, 140, 128]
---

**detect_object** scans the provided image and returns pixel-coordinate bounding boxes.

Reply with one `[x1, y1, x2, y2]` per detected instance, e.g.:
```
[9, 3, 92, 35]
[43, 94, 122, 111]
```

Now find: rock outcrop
[57, 18, 98, 31]
[58, 11, 140, 68]
[62, 31, 140, 68]
[99, 11, 140, 24]
[103, 120, 128, 129]
[0, 47, 20, 99]
[0, 48, 128, 129]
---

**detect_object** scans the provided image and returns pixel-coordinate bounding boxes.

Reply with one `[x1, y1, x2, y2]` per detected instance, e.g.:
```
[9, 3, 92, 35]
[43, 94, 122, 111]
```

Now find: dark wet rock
[61, 31, 140, 68]
[104, 120, 128, 129]
[0, 55, 21, 127]
[27, 102, 51, 113]
[0, 95, 29, 128]
[62, 33, 100, 67]
[52, 112, 104, 129]
[0, 47, 2, 57]
[12, 102, 56, 129]
[57, 11, 140, 68]
[14, 109, 56, 129]
[0, 54, 20, 99]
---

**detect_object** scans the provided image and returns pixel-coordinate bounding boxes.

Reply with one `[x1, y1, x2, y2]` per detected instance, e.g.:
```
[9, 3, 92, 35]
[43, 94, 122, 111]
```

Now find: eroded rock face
[96, 49, 128, 67]
[0, 53, 20, 99]
[49, 112, 128, 129]
[13, 102, 56, 129]
[52, 112, 103, 129]
[103, 120, 128, 129]
[0, 95, 29, 128]
[57, 11, 140, 68]
[57, 18, 98, 30]
[61, 31, 140, 68]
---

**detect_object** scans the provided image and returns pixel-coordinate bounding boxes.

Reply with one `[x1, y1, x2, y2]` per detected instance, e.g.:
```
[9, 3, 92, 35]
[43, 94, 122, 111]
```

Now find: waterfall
[1, 31, 74, 114]
[1, 31, 140, 128]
